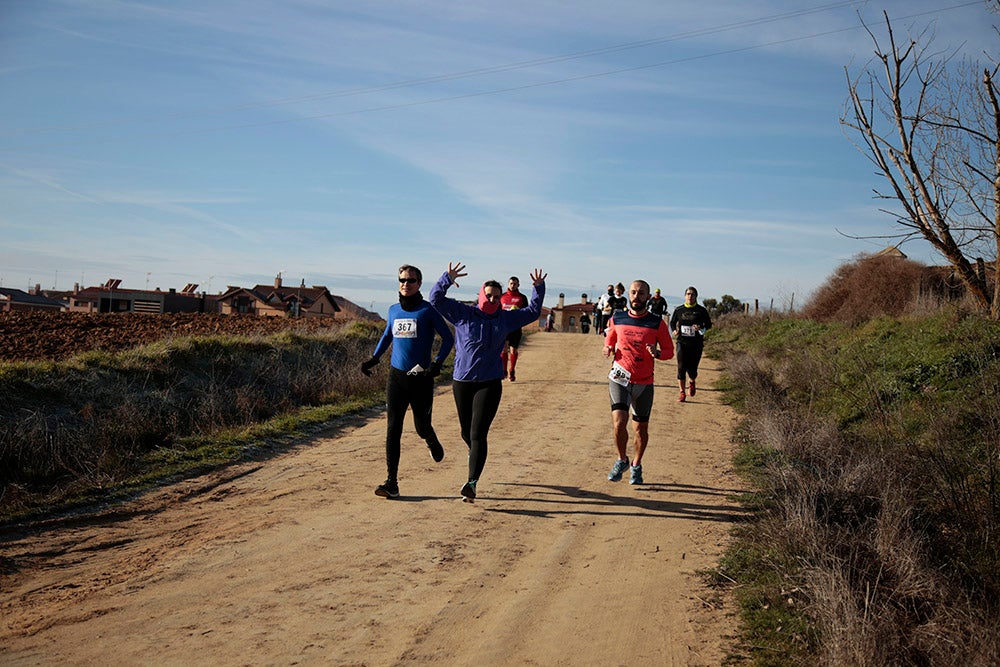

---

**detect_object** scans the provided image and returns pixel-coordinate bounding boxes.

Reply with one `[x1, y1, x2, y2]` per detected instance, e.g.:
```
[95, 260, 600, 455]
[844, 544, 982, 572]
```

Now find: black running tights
[451, 378, 503, 483]
[385, 368, 437, 480]
[676, 339, 705, 382]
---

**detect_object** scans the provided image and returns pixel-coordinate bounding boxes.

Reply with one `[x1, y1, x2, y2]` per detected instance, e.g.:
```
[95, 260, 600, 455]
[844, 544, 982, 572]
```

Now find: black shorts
[506, 328, 523, 349]
[609, 381, 654, 422]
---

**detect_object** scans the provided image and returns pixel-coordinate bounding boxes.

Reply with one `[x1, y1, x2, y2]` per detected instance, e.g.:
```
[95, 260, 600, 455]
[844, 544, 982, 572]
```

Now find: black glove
[360, 357, 379, 376]
[426, 360, 442, 378]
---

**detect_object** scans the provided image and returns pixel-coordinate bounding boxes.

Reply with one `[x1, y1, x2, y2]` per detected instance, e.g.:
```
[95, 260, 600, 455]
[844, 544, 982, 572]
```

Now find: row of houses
[0, 275, 382, 321]
[3, 274, 624, 334]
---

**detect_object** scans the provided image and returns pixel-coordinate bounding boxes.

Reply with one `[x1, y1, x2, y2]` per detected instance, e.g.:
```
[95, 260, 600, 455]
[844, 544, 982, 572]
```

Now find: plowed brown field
[0, 312, 347, 363]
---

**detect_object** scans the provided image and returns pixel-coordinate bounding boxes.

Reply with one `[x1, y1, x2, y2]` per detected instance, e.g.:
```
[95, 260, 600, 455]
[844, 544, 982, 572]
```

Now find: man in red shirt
[603, 279, 674, 485]
[500, 276, 529, 381]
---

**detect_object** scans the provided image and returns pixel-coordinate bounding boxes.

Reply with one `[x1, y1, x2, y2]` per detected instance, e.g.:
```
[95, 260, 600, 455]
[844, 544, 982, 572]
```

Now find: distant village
[0, 274, 382, 323]
[0, 274, 605, 333]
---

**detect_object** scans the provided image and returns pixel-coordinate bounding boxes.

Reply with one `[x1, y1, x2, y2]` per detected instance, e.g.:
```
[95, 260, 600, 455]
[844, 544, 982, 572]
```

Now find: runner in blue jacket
[429, 261, 546, 502]
[362, 264, 454, 499]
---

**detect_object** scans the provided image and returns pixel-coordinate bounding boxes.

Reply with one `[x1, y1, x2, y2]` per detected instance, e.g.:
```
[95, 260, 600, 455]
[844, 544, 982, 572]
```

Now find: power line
[0, 0, 984, 146]
[173, 1, 990, 136]
[1, 0, 871, 138]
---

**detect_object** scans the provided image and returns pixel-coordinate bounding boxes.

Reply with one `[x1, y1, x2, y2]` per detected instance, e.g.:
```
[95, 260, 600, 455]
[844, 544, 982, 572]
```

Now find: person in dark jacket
[647, 288, 668, 318]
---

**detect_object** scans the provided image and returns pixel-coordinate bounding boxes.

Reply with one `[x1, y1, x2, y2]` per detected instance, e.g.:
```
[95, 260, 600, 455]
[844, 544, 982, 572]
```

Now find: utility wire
[0, 0, 984, 146]
[3, 0, 872, 138]
[176, 1, 990, 136]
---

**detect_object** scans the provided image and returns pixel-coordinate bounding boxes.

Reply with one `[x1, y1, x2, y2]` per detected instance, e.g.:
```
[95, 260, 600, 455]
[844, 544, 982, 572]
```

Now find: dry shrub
[803, 254, 927, 324]
[0, 325, 380, 497]
[724, 338, 1000, 665]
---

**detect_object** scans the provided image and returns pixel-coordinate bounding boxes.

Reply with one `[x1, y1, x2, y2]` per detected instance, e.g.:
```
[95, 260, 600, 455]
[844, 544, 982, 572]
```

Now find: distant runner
[500, 276, 529, 381]
[670, 286, 712, 403]
[647, 288, 668, 318]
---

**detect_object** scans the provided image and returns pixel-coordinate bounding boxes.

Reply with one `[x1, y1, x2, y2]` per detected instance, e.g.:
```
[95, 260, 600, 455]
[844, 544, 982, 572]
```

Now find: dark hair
[686, 285, 698, 298]
[398, 264, 422, 283]
[615, 282, 625, 291]
[632, 279, 650, 293]
[483, 279, 503, 292]
[508, 276, 519, 283]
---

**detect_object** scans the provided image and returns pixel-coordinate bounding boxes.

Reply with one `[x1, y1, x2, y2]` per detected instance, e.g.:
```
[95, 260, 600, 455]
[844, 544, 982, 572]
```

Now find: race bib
[393, 318, 418, 338]
[680, 324, 696, 337]
[609, 361, 631, 387]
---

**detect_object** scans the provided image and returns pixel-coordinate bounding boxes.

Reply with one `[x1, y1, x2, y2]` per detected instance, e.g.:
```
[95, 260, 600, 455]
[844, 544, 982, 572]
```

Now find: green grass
[712, 308, 1000, 665]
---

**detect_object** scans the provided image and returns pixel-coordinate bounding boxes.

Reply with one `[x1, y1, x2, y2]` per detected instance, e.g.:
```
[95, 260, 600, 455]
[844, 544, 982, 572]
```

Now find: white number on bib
[394, 318, 418, 338]
[609, 361, 631, 387]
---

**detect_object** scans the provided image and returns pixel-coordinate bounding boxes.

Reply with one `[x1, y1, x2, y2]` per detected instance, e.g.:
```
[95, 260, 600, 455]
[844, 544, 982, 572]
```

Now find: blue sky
[1, 1, 996, 316]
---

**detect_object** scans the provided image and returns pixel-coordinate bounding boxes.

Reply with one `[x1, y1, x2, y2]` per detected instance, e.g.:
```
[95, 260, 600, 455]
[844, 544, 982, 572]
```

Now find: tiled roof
[0, 288, 64, 307]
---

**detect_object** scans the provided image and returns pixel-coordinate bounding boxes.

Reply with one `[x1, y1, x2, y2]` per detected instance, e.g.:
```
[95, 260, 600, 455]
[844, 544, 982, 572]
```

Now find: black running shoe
[427, 438, 445, 463]
[375, 479, 399, 499]
[460, 480, 477, 503]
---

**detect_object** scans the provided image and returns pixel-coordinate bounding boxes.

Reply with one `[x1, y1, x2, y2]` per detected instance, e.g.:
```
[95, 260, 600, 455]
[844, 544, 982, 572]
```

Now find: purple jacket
[429, 272, 545, 382]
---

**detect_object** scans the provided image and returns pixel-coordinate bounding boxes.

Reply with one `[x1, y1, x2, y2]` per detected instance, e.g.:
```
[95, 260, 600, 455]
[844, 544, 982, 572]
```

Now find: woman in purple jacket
[429, 261, 546, 502]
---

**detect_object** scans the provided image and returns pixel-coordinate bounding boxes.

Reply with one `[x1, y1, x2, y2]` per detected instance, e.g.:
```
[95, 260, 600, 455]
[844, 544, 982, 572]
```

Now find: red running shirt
[604, 310, 675, 385]
[501, 290, 528, 311]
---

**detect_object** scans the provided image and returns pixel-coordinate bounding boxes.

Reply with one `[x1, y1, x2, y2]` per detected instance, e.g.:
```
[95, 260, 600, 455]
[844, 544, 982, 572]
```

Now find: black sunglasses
[399, 277, 418, 284]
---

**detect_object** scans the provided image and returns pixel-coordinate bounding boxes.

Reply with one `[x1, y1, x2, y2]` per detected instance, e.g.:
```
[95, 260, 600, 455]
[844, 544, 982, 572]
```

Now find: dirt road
[1, 332, 744, 666]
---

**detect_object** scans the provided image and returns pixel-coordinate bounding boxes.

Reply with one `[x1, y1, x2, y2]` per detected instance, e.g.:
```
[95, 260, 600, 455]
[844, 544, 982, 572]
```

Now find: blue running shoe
[608, 459, 629, 482]
[629, 464, 643, 485]
[461, 480, 477, 502]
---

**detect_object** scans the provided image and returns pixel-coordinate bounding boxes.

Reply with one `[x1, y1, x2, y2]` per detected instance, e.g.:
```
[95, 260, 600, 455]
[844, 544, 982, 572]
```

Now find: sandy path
[1, 332, 744, 666]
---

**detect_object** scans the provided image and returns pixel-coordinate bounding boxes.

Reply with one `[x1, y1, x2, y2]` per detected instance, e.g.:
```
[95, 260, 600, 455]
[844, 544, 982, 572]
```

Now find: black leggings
[385, 368, 438, 480]
[452, 379, 503, 482]
[676, 340, 705, 382]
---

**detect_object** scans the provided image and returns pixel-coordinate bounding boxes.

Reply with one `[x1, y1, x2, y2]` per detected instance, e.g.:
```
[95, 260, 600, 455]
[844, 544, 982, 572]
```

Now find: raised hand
[448, 261, 468, 286]
[529, 268, 547, 285]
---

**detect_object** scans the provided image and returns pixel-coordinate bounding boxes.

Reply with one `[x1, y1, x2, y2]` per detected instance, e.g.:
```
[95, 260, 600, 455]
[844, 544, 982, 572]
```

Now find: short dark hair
[632, 279, 650, 293]
[483, 279, 503, 292]
[398, 264, 422, 283]
[686, 285, 698, 298]
[508, 276, 519, 283]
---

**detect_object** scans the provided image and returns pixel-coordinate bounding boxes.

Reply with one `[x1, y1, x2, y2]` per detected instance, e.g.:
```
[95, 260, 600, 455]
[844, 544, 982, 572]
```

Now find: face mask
[478, 284, 501, 314]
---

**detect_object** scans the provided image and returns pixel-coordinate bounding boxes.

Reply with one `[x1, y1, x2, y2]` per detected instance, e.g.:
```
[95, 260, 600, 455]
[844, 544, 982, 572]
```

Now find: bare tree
[842, 11, 1000, 317]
